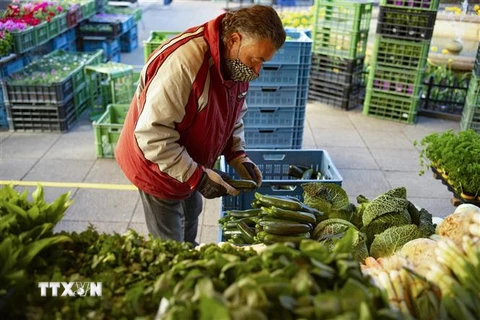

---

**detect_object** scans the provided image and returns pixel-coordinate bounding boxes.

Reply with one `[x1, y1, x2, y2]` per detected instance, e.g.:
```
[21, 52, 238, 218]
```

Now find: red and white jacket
[115, 13, 248, 200]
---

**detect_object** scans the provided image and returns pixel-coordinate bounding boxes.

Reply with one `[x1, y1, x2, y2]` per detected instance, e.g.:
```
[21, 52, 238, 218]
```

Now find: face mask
[226, 42, 259, 82]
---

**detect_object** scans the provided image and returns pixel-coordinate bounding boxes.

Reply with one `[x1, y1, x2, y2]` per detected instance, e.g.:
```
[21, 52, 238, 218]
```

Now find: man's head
[221, 5, 286, 82]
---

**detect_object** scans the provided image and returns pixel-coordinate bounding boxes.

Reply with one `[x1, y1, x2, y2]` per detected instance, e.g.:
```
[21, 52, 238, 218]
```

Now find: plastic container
[243, 106, 305, 129]
[220, 149, 343, 211]
[10, 27, 36, 54]
[269, 30, 312, 65]
[251, 64, 311, 87]
[379, 0, 440, 11]
[466, 74, 480, 107]
[93, 104, 130, 158]
[313, 0, 373, 33]
[377, 7, 437, 41]
[309, 79, 361, 110]
[460, 103, 480, 134]
[246, 85, 309, 108]
[6, 97, 77, 132]
[310, 53, 364, 85]
[312, 29, 369, 59]
[367, 65, 425, 98]
[363, 89, 419, 124]
[143, 31, 180, 62]
[371, 36, 430, 71]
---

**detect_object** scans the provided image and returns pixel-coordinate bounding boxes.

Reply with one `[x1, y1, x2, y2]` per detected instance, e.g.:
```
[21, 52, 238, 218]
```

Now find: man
[115, 5, 286, 244]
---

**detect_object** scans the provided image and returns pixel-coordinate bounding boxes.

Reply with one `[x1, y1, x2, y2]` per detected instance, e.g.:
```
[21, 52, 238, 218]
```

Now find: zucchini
[263, 223, 311, 236]
[237, 220, 255, 244]
[262, 232, 310, 244]
[288, 165, 304, 179]
[250, 199, 263, 208]
[259, 218, 312, 230]
[265, 206, 316, 225]
[225, 179, 257, 190]
[254, 193, 303, 211]
[301, 168, 314, 180]
[226, 208, 262, 218]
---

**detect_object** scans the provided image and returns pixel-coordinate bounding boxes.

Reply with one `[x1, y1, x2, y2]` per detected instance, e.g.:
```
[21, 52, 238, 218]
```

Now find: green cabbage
[369, 224, 424, 259]
[362, 187, 409, 227]
[363, 211, 412, 246]
[302, 183, 353, 221]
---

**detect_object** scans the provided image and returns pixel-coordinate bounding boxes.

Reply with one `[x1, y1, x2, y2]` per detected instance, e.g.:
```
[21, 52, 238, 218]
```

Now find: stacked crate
[460, 42, 480, 133]
[78, 13, 137, 62]
[245, 29, 312, 149]
[363, 0, 439, 123]
[3, 50, 103, 133]
[309, 0, 373, 110]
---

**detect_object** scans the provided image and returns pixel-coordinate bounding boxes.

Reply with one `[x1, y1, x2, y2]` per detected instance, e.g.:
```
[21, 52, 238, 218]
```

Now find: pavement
[0, 0, 461, 245]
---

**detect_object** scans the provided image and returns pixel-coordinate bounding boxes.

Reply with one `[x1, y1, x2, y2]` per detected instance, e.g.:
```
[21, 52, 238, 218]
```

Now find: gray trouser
[138, 190, 202, 245]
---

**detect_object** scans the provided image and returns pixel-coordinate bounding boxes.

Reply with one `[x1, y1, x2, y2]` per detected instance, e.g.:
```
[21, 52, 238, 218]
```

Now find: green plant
[0, 30, 12, 56]
[414, 129, 457, 175]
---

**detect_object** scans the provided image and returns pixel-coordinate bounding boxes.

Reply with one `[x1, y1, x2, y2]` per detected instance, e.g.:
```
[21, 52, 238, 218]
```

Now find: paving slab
[325, 147, 379, 170]
[43, 131, 97, 160]
[64, 189, 138, 222]
[348, 111, 408, 132]
[14, 185, 77, 204]
[54, 220, 129, 235]
[369, 148, 422, 172]
[0, 133, 61, 158]
[408, 197, 456, 219]
[202, 198, 221, 226]
[384, 171, 453, 199]
[0, 131, 12, 143]
[311, 128, 366, 148]
[23, 158, 95, 182]
[84, 159, 132, 184]
[0, 158, 38, 180]
[199, 225, 220, 244]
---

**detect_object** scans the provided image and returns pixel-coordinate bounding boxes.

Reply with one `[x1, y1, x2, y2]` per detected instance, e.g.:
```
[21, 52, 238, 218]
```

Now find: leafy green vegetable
[302, 183, 353, 221]
[369, 225, 424, 259]
[362, 187, 409, 227]
[362, 211, 412, 247]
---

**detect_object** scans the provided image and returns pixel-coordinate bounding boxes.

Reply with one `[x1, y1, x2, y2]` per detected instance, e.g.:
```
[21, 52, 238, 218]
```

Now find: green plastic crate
[85, 63, 135, 120]
[104, 6, 142, 23]
[10, 27, 36, 54]
[366, 65, 425, 98]
[74, 82, 90, 116]
[371, 36, 430, 71]
[35, 22, 50, 46]
[363, 89, 419, 124]
[143, 31, 180, 62]
[379, 0, 440, 11]
[466, 74, 480, 107]
[460, 103, 480, 133]
[93, 104, 130, 158]
[312, 29, 369, 59]
[313, 0, 373, 33]
[81, 0, 96, 20]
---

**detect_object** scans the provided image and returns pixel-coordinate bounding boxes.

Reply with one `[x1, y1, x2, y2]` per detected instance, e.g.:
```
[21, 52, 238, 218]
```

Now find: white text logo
[38, 282, 102, 297]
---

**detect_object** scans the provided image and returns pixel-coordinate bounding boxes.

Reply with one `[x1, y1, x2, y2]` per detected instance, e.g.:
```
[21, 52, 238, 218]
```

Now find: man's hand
[229, 156, 262, 187]
[197, 169, 239, 199]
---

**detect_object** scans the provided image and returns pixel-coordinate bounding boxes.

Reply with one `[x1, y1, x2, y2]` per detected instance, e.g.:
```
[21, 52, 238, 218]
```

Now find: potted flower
[0, 30, 13, 56]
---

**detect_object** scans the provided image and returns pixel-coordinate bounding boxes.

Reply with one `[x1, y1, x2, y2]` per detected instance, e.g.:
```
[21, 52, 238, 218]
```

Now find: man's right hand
[197, 169, 239, 199]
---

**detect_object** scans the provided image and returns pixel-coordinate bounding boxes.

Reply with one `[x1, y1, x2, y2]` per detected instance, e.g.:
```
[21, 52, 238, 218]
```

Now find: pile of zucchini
[288, 165, 324, 180]
[219, 193, 326, 245]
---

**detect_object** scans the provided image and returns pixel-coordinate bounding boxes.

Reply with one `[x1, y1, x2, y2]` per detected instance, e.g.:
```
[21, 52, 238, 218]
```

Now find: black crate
[377, 6, 437, 41]
[308, 79, 361, 110]
[310, 53, 365, 85]
[6, 98, 77, 132]
[5, 77, 74, 106]
[474, 42, 480, 77]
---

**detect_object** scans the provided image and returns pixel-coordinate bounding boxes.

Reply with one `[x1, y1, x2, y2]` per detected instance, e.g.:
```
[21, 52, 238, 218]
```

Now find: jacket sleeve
[223, 100, 248, 162]
[134, 37, 206, 188]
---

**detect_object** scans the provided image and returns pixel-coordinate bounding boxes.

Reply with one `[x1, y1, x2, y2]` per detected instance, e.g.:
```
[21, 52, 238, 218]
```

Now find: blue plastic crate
[244, 127, 302, 149]
[82, 38, 120, 61]
[244, 105, 305, 128]
[0, 104, 8, 128]
[246, 85, 308, 107]
[251, 64, 311, 87]
[219, 149, 343, 211]
[269, 30, 312, 65]
[109, 49, 121, 62]
[0, 56, 25, 79]
[121, 24, 138, 42]
[121, 36, 138, 53]
[65, 28, 76, 43]
[278, 0, 296, 5]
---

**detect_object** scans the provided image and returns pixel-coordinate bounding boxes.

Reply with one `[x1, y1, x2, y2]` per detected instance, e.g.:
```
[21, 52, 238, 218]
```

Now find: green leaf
[17, 235, 71, 268]
[199, 295, 230, 320]
[369, 225, 423, 259]
[18, 223, 54, 243]
[31, 185, 44, 205]
[44, 192, 72, 224]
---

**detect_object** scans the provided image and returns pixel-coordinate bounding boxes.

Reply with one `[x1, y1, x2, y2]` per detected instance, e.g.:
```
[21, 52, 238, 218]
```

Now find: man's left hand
[229, 156, 262, 187]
